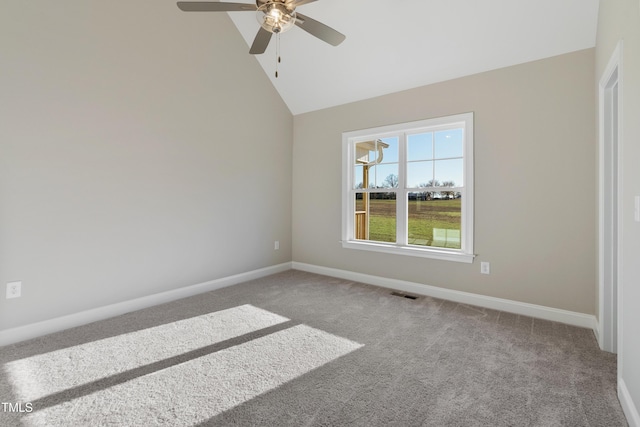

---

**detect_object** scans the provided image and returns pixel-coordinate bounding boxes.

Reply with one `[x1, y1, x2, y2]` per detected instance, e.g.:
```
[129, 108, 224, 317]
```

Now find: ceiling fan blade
[295, 13, 345, 46]
[249, 27, 273, 54]
[177, 2, 257, 12]
[293, 0, 319, 6]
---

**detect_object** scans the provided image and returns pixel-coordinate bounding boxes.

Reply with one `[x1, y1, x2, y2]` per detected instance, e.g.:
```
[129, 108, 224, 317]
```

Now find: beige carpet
[0, 270, 628, 426]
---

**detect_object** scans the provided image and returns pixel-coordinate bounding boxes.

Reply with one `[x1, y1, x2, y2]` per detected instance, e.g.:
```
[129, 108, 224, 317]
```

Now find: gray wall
[0, 1, 293, 330]
[292, 49, 596, 315]
[596, 0, 640, 417]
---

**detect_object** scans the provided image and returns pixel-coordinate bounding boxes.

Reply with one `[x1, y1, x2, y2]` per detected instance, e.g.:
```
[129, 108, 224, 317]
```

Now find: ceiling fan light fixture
[256, 2, 296, 34]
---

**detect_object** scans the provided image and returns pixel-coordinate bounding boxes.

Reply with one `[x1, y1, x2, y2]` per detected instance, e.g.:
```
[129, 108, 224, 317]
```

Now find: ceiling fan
[177, 0, 346, 55]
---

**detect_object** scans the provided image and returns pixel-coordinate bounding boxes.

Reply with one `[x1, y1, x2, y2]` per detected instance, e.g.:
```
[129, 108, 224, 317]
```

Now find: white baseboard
[593, 321, 601, 348]
[0, 262, 292, 347]
[620, 378, 640, 427]
[1, 261, 599, 347]
[292, 262, 598, 331]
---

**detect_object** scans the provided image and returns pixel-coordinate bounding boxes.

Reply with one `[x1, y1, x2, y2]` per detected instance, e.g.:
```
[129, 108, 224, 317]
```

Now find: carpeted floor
[0, 270, 628, 426]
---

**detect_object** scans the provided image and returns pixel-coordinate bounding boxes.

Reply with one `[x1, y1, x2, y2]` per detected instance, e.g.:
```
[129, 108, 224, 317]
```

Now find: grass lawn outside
[357, 198, 462, 249]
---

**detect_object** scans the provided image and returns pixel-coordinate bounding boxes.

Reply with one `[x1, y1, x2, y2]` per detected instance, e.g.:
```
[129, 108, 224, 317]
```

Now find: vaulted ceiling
[220, 0, 600, 114]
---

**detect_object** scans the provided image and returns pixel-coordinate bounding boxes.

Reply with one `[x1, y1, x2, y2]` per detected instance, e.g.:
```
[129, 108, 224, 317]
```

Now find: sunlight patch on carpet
[5, 304, 288, 402]
[21, 324, 363, 426]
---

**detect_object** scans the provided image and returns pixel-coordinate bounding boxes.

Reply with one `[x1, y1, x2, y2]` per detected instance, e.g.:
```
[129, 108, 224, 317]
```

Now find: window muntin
[342, 113, 474, 263]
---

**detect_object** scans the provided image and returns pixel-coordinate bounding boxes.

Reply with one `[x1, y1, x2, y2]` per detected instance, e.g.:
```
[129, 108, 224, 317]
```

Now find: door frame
[598, 40, 623, 355]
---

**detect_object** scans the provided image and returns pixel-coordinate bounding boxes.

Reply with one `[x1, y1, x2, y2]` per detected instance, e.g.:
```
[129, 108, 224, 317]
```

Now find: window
[341, 113, 474, 263]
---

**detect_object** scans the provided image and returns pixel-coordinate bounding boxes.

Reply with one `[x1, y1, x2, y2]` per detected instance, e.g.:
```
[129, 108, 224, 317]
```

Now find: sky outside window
[407, 129, 463, 188]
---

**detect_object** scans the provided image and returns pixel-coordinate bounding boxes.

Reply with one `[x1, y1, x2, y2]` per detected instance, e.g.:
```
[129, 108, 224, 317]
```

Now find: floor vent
[390, 291, 419, 300]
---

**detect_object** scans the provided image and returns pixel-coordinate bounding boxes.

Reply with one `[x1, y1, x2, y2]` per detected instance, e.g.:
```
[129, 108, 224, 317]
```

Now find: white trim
[340, 240, 474, 263]
[598, 39, 623, 353]
[292, 262, 597, 330]
[619, 378, 640, 427]
[0, 262, 292, 347]
[592, 322, 601, 346]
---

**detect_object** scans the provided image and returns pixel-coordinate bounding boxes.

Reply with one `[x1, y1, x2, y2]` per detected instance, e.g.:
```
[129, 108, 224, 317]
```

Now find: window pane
[379, 137, 399, 163]
[434, 129, 463, 159]
[434, 159, 463, 187]
[370, 164, 399, 188]
[355, 141, 382, 165]
[407, 195, 461, 249]
[353, 164, 364, 189]
[354, 193, 396, 243]
[407, 133, 433, 161]
[354, 193, 366, 240]
[407, 161, 433, 189]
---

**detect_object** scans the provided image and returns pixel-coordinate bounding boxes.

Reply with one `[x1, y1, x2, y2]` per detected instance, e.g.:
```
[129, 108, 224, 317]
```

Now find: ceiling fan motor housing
[256, 0, 294, 10]
[256, 0, 296, 34]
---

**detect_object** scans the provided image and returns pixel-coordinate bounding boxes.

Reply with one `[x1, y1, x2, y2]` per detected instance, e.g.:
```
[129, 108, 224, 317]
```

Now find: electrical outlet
[6, 281, 22, 299]
[274, 241, 280, 250]
[480, 262, 491, 275]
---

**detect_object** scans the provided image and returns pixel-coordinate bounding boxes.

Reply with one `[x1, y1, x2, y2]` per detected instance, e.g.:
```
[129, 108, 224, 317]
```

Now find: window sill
[341, 240, 475, 263]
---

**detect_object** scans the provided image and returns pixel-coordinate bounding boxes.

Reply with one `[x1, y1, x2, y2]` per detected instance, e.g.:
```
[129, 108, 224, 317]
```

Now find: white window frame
[341, 113, 475, 263]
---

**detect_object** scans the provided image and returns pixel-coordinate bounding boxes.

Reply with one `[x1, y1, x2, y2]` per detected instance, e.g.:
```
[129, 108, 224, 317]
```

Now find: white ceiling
[225, 0, 600, 115]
